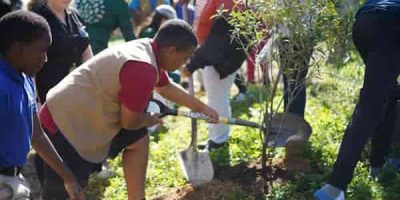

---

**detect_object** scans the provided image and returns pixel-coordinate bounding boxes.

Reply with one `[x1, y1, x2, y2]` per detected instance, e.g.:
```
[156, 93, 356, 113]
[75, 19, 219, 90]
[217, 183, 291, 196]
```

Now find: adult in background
[0, 10, 83, 200]
[77, 0, 136, 54]
[139, 5, 176, 39]
[139, 4, 181, 84]
[315, 0, 400, 199]
[129, 0, 170, 34]
[30, 0, 93, 104]
[181, 0, 247, 150]
[174, 0, 195, 26]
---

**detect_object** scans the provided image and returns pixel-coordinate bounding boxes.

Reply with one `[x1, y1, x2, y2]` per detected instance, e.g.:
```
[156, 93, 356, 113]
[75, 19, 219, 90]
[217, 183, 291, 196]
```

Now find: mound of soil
[152, 157, 315, 200]
[23, 152, 314, 200]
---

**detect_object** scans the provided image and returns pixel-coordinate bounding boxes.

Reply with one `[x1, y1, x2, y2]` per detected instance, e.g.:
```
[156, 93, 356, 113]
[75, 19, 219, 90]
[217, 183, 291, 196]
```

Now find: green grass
[85, 54, 400, 199]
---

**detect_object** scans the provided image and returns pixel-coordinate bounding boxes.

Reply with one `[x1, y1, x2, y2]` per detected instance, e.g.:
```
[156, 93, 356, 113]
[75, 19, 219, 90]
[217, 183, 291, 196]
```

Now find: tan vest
[46, 38, 159, 163]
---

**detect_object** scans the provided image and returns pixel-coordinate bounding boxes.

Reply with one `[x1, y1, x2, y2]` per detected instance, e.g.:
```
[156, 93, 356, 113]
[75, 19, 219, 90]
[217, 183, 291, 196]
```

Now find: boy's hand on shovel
[199, 105, 219, 123]
[145, 113, 163, 127]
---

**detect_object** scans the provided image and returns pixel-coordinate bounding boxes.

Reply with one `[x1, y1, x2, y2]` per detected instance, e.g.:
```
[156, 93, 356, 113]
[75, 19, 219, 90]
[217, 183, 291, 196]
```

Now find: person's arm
[81, 45, 93, 62]
[120, 106, 162, 130]
[31, 114, 85, 200]
[129, 0, 144, 27]
[118, 2, 136, 41]
[155, 81, 219, 121]
[182, 17, 231, 77]
[119, 61, 162, 130]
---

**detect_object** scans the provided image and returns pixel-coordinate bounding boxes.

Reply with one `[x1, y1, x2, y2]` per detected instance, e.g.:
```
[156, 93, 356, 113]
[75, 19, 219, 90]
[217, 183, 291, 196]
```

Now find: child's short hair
[154, 19, 197, 51]
[0, 10, 50, 54]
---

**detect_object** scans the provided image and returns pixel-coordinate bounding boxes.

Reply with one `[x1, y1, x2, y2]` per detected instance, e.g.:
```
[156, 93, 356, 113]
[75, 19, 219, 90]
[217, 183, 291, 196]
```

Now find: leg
[201, 67, 236, 143]
[122, 135, 149, 200]
[109, 128, 149, 200]
[328, 11, 400, 190]
[86, 24, 111, 55]
[234, 73, 247, 94]
[280, 39, 312, 118]
[41, 133, 96, 199]
[282, 66, 308, 117]
[329, 59, 398, 190]
[370, 94, 397, 168]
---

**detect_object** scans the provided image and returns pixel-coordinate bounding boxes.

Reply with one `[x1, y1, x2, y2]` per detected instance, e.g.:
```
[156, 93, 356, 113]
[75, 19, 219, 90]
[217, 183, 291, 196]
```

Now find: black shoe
[198, 140, 229, 152]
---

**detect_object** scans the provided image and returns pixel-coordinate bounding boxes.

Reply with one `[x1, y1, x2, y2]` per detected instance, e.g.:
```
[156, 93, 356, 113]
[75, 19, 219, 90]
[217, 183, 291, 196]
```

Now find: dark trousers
[279, 39, 313, 117]
[329, 9, 400, 190]
[34, 128, 148, 199]
[234, 73, 247, 94]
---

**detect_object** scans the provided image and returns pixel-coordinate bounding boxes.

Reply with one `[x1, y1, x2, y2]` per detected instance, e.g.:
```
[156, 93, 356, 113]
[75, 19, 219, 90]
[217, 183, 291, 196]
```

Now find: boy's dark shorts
[38, 128, 148, 199]
[108, 128, 148, 158]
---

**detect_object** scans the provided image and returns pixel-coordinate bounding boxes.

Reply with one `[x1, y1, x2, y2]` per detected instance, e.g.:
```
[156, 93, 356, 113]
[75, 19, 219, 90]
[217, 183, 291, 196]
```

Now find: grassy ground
[84, 53, 400, 199]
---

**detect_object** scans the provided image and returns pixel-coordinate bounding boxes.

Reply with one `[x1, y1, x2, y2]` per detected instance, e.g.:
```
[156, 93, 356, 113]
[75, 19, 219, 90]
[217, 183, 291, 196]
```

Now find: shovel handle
[188, 76, 197, 147]
[219, 117, 263, 129]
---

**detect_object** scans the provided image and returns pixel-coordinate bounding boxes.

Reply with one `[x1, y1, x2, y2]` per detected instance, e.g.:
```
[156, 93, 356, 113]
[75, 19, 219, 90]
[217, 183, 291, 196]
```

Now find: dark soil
[152, 156, 315, 200]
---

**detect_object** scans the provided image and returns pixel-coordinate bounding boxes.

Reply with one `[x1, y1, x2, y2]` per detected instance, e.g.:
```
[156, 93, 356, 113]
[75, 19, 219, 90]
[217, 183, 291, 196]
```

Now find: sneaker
[232, 92, 247, 103]
[314, 184, 345, 200]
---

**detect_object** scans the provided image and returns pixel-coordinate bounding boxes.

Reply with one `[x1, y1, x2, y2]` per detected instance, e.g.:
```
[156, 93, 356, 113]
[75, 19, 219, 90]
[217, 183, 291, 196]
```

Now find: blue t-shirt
[0, 60, 36, 167]
[129, 0, 170, 11]
[359, 0, 400, 14]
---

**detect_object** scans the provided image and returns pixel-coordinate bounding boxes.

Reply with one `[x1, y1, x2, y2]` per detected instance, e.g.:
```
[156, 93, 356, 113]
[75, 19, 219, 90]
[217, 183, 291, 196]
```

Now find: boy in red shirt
[37, 19, 218, 199]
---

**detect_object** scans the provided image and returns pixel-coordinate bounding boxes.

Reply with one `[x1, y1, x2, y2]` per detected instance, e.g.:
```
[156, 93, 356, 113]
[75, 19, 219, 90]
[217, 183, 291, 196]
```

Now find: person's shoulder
[120, 61, 158, 84]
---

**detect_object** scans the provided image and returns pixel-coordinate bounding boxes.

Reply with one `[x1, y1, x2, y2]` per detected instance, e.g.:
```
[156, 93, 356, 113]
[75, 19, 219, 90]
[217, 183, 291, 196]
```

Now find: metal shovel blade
[178, 146, 214, 186]
[177, 76, 213, 186]
[265, 113, 312, 147]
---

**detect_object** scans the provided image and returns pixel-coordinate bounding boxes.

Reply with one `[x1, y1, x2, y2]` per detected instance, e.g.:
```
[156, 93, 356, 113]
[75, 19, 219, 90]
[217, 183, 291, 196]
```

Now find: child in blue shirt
[0, 10, 83, 199]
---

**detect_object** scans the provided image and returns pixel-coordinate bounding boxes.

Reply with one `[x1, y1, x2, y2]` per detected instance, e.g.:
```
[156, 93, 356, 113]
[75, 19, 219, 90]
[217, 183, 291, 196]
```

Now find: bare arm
[32, 114, 84, 200]
[120, 104, 162, 130]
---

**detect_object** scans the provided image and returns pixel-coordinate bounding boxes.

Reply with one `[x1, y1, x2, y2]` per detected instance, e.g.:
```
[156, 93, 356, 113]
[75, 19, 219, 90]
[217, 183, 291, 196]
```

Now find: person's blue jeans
[329, 9, 400, 190]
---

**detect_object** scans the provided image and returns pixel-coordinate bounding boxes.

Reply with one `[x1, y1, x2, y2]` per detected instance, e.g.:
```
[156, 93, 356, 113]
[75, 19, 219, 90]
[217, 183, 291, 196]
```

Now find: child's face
[20, 32, 52, 77]
[161, 46, 194, 72]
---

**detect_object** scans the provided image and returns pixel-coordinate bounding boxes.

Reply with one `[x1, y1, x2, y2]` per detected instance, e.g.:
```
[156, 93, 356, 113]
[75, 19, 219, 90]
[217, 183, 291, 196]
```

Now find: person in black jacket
[182, 15, 248, 149]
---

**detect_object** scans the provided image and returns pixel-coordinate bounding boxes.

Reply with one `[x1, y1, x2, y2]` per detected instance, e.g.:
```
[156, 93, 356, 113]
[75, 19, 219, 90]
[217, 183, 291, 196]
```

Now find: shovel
[147, 98, 312, 148]
[149, 98, 262, 129]
[177, 76, 214, 186]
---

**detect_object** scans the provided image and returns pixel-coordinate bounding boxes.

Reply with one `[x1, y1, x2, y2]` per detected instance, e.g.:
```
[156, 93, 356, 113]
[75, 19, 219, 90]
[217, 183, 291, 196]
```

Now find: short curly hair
[0, 10, 50, 54]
